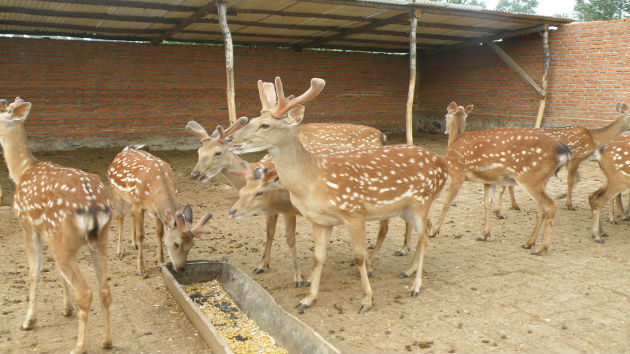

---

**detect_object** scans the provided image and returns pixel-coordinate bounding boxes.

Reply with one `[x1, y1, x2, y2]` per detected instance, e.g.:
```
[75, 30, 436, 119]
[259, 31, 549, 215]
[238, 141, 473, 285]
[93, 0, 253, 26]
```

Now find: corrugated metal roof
[0, 0, 573, 52]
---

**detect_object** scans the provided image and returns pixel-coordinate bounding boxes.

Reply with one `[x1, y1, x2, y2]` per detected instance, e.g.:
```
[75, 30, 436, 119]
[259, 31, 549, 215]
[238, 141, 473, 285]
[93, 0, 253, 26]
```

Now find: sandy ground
[0, 132, 628, 354]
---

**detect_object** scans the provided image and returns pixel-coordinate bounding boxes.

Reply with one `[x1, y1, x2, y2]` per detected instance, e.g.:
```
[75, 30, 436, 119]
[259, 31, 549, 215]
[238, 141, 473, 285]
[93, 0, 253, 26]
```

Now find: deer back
[597, 134, 630, 180]
[107, 147, 176, 214]
[297, 123, 385, 149]
[543, 126, 596, 162]
[14, 162, 111, 236]
[446, 127, 570, 184]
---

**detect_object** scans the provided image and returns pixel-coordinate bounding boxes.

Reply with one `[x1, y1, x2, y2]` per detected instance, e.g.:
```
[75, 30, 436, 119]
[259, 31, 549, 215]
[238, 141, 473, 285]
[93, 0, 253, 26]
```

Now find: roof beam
[0, 19, 162, 35]
[152, 2, 219, 45]
[0, 5, 181, 24]
[35, 0, 199, 12]
[296, 12, 410, 48]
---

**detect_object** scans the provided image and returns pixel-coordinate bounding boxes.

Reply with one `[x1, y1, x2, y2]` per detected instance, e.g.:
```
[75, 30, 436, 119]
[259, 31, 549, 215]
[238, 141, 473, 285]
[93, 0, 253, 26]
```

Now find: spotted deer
[107, 146, 212, 275]
[608, 193, 629, 223]
[431, 102, 571, 255]
[494, 102, 630, 215]
[228, 77, 448, 312]
[0, 98, 112, 354]
[589, 134, 630, 242]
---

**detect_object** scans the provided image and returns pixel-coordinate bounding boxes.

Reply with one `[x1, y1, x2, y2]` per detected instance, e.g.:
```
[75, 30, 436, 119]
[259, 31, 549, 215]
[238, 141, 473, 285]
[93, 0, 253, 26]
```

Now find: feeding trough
[159, 260, 340, 354]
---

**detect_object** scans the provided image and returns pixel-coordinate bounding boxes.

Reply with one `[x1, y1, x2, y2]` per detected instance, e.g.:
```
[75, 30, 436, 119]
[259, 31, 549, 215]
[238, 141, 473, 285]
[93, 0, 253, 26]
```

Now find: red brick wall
[1, 18, 628, 147]
[0, 38, 408, 142]
[417, 19, 630, 130]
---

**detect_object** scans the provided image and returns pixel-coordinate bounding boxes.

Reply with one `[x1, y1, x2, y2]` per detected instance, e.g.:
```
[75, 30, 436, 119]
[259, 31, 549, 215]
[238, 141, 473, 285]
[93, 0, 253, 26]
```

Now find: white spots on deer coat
[297, 123, 384, 149]
[13, 161, 110, 237]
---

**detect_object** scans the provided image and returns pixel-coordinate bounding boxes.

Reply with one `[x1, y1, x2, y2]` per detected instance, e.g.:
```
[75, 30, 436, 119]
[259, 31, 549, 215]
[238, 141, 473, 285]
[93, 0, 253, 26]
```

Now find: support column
[535, 28, 550, 128]
[217, 0, 236, 124]
[406, 9, 421, 145]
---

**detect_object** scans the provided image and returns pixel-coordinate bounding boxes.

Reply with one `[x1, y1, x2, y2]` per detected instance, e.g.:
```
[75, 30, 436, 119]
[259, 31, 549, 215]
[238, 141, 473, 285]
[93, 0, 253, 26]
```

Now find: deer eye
[214, 151, 222, 156]
[174, 242, 180, 249]
[259, 124, 270, 129]
[255, 191, 264, 197]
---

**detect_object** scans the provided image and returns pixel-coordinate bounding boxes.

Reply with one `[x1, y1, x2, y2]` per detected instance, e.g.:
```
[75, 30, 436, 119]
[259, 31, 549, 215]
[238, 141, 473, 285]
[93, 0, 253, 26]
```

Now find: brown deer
[608, 193, 629, 223]
[431, 102, 571, 255]
[0, 97, 112, 354]
[494, 102, 630, 215]
[589, 134, 630, 243]
[108, 146, 212, 275]
[228, 77, 448, 312]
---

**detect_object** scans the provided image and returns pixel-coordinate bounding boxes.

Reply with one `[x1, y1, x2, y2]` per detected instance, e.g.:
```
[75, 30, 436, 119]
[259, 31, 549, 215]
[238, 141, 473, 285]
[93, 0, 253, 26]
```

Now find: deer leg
[298, 224, 332, 311]
[565, 163, 579, 210]
[255, 214, 278, 274]
[401, 205, 430, 297]
[89, 229, 113, 349]
[60, 275, 73, 316]
[52, 242, 92, 354]
[345, 218, 372, 313]
[20, 224, 41, 330]
[283, 213, 303, 287]
[131, 206, 146, 276]
[479, 184, 496, 241]
[370, 219, 388, 263]
[431, 177, 465, 238]
[493, 185, 506, 219]
[396, 222, 412, 256]
[508, 186, 520, 210]
[113, 193, 127, 259]
[589, 184, 622, 243]
[155, 218, 164, 265]
[521, 183, 556, 254]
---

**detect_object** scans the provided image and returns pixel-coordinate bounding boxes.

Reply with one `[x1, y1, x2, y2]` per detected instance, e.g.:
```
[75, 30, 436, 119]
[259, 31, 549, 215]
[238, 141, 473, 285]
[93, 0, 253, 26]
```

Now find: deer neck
[151, 175, 178, 222]
[0, 122, 37, 184]
[265, 133, 320, 196]
[220, 152, 247, 189]
[447, 118, 465, 148]
[589, 115, 630, 147]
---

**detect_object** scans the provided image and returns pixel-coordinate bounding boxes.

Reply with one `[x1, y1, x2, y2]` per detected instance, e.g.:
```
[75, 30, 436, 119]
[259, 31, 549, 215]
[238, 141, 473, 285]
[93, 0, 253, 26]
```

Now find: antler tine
[221, 116, 249, 141]
[271, 77, 326, 118]
[185, 121, 211, 141]
[192, 212, 213, 235]
[262, 168, 278, 181]
[263, 82, 277, 110]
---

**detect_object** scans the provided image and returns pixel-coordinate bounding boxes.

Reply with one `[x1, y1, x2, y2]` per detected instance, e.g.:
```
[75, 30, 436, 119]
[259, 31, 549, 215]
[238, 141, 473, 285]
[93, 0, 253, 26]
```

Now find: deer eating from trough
[0, 97, 112, 354]
[107, 146, 212, 275]
[228, 77, 448, 313]
[494, 101, 630, 215]
[431, 102, 571, 255]
[589, 133, 630, 243]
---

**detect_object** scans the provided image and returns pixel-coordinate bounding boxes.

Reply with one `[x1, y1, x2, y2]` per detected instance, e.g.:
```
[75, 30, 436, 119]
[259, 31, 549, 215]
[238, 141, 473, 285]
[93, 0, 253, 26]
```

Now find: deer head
[229, 77, 326, 155]
[444, 101, 473, 147]
[0, 97, 31, 131]
[164, 205, 212, 272]
[228, 166, 287, 219]
[185, 118, 248, 182]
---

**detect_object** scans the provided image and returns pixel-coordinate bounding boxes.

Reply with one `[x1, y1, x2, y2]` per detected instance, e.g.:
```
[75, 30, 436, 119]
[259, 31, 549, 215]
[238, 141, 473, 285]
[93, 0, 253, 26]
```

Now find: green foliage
[574, 0, 630, 21]
[495, 0, 539, 14]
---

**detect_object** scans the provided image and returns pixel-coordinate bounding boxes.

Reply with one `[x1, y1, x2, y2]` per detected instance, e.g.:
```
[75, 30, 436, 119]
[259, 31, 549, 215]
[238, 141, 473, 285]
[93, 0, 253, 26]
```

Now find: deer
[589, 133, 630, 243]
[608, 192, 629, 223]
[0, 97, 112, 354]
[228, 76, 448, 313]
[493, 102, 630, 216]
[107, 146, 212, 276]
[431, 102, 571, 255]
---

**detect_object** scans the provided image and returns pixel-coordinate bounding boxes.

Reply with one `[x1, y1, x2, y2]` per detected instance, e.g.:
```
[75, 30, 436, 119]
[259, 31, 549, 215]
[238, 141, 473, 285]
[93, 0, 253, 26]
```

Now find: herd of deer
[0, 77, 628, 353]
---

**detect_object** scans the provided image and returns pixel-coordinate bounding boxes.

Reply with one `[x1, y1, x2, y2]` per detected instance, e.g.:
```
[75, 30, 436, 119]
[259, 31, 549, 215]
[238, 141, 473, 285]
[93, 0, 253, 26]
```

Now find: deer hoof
[21, 318, 36, 330]
[358, 304, 371, 314]
[522, 243, 533, 249]
[101, 340, 113, 349]
[62, 306, 73, 316]
[297, 302, 310, 311]
[304, 281, 311, 287]
[429, 231, 439, 238]
[566, 205, 576, 211]
[594, 238, 605, 244]
[510, 206, 521, 211]
[476, 234, 489, 241]
[116, 251, 125, 259]
[410, 290, 419, 298]
[401, 271, 410, 278]
[394, 250, 406, 256]
[602, 232, 609, 237]
[530, 249, 546, 256]
[137, 269, 146, 277]
[294, 280, 303, 288]
[253, 267, 264, 274]
[609, 219, 619, 225]
[130, 244, 138, 250]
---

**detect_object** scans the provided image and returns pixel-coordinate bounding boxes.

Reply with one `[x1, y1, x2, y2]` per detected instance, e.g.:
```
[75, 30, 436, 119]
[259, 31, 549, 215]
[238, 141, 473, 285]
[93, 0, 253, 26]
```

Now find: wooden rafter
[152, 2, 219, 45]
[483, 39, 545, 97]
[0, 19, 163, 35]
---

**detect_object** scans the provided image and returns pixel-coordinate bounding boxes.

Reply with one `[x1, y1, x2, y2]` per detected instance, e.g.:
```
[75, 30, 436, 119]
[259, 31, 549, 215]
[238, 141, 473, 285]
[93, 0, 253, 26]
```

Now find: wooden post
[406, 9, 421, 145]
[484, 39, 545, 98]
[535, 28, 550, 128]
[217, 0, 236, 124]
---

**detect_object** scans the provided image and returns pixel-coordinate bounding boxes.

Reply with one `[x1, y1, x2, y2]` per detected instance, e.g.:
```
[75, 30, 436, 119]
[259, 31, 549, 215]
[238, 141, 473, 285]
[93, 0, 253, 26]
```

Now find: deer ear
[447, 102, 457, 113]
[285, 105, 305, 126]
[164, 210, 176, 229]
[183, 204, 193, 223]
[617, 102, 629, 114]
[11, 100, 31, 121]
[465, 105, 474, 114]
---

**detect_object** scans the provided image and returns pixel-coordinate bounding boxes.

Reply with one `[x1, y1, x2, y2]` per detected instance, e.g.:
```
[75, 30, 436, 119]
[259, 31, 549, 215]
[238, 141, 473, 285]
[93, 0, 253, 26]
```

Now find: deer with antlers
[431, 102, 571, 255]
[589, 133, 630, 243]
[494, 102, 630, 216]
[108, 146, 212, 276]
[228, 77, 448, 312]
[0, 98, 112, 354]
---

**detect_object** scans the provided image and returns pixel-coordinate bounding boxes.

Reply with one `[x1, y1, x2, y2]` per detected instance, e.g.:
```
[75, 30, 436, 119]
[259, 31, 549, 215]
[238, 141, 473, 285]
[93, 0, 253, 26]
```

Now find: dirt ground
[0, 132, 627, 354]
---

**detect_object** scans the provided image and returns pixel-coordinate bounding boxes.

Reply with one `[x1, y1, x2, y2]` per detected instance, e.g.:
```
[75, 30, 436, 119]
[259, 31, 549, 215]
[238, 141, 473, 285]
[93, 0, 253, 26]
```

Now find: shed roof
[0, 0, 573, 52]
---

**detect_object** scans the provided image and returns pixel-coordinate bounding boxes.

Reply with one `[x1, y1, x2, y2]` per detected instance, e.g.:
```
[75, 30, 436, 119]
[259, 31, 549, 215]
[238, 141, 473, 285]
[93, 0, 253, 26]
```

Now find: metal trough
[159, 260, 340, 354]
